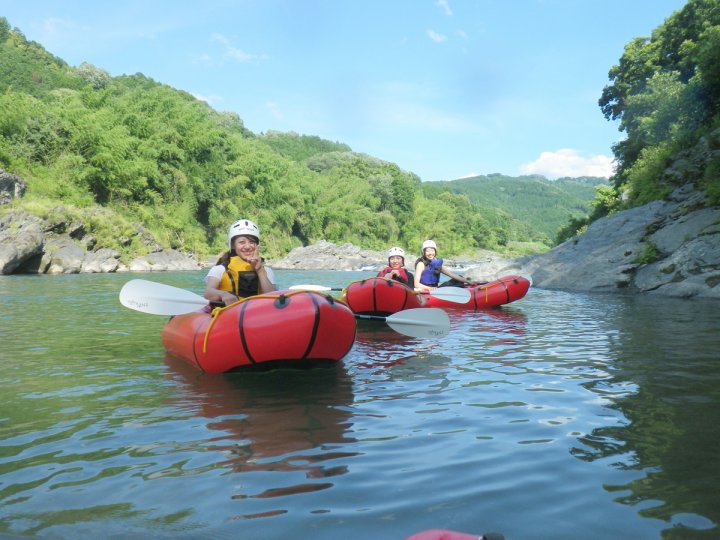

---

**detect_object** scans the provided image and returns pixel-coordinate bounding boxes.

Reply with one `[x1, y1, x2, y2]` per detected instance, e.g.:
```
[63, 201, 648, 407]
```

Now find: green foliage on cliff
[551, 0, 720, 243]
[0, 16, 589, 259]
[598, 0, 720, 209]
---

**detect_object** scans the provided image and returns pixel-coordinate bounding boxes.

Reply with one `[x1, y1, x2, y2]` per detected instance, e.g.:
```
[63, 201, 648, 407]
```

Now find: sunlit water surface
[1, 270, 718, 539]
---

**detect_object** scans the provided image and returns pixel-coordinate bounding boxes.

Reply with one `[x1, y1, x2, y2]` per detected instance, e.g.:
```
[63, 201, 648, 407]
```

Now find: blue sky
[1, 0, 688, 181]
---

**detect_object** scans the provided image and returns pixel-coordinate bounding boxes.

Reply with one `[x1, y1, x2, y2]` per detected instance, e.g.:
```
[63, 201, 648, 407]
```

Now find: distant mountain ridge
[422, 174, 609, 241]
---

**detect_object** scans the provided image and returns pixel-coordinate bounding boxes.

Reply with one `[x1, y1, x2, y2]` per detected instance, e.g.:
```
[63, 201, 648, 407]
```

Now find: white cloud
[190, 53, 215, 66]
[265, 101, 283, 120]
[519, 149, 615, 179]
[192, 93, 223, 105]
[41, 17, 78, 38]
[427, 29, 447, 43]
[210, 33, 268, 62]
[435, 0, 453, 16]
[364, 82, 479, 133]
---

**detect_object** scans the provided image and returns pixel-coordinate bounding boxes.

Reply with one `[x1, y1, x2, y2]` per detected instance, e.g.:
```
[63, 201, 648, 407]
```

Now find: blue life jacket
[418, 258, 443, 286]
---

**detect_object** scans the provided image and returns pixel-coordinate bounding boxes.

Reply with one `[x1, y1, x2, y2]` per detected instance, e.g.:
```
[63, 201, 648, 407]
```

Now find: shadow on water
[571, 296, 720, 539]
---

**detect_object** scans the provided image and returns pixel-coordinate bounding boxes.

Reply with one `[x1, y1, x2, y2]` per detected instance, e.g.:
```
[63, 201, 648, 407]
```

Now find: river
[1, 270, 718, 539]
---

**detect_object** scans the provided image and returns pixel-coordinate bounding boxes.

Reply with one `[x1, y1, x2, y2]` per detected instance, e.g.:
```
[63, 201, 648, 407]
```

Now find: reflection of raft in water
[424, 275, 531, 311]
[162, 290, 357, 373]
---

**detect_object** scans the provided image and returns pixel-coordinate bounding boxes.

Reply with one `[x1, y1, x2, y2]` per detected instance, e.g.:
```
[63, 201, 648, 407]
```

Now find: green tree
[599, 0, 720, 205]
[0, 17, 10, 43]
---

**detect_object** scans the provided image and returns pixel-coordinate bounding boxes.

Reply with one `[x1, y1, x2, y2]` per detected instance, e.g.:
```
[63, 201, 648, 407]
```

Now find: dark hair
[416, 254, 432, 266]
[216, 250, 232, 268]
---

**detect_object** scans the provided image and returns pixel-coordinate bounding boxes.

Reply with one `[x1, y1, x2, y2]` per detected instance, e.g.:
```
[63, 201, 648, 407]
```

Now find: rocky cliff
[466, 184, 720, 299]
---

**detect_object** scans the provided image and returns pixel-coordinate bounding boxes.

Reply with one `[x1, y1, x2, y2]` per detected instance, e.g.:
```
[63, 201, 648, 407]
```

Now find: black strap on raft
[500, 278, 511, 304]
[273, 294, 289, 309]
[299, 293, 321, 359]
[237, 301, 256, 364]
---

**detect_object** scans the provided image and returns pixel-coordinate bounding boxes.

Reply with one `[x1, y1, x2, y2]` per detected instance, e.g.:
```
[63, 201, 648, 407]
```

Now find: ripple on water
[1, 274, 718, 539]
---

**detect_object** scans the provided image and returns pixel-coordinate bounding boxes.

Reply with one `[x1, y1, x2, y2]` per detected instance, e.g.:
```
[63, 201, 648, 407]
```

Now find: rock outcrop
[0, 170, 27, 205]
[0, 211, 44, 274]
[270, 240, 386, 271]
[0, 209, 200, 274]
[464, 185, 720, 299]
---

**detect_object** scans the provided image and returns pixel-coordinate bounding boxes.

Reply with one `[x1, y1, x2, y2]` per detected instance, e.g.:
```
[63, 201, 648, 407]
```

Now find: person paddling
[414, 239, 472, 292]
[378, 246, 414, 286]
[204, 219, 277, 306]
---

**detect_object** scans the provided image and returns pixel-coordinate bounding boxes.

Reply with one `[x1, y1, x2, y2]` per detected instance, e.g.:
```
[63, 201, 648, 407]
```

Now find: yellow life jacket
[218, 256, 259, 298]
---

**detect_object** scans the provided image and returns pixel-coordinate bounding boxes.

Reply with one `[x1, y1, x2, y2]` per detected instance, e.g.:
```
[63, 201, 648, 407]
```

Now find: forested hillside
[422, 174, 608, 241]
[3, 0, 719, 262]
[0, 17, 563, 260]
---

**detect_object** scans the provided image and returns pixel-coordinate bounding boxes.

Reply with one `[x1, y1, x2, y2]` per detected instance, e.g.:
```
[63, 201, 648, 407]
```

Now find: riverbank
[0, 208, 201, 274]
[2, 180, 718, 299]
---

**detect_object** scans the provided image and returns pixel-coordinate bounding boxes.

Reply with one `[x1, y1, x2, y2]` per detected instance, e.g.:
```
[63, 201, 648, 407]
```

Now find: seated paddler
[377, 246, 414, 286]
[204, 219, 277, 306]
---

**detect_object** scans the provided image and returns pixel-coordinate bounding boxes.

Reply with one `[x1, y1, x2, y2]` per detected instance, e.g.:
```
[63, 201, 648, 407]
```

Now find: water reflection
[3, 273, 720, 539]
[570, 296, 720, 538]
[164, 357, 359, 514]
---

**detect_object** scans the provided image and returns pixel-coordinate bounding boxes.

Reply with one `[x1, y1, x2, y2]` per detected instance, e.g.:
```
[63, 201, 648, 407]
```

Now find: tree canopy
[598, 0, 720, 207]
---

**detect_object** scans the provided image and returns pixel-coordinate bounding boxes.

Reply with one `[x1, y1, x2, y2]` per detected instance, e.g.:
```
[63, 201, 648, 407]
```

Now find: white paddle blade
[288, 284, 334, 292]
[385, 308, 450, 338]
[119, 279, 209, 315]
[428, 287, 471, 304]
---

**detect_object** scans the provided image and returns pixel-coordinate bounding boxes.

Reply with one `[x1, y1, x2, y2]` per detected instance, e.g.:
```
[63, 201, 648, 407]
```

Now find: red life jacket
[378, 266, 412, 285]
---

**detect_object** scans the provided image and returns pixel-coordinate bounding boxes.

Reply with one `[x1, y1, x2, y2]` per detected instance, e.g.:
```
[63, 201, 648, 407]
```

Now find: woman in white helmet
[414, 239, 472, 292]
[204, 219, 277, 305]
[377, 246, 414, 286]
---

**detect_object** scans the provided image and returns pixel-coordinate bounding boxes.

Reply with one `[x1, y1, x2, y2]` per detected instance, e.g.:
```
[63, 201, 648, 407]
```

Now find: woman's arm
[256, 265, 277, 293]
[204, 275, 239, 306]
[441, 266, 472, 285]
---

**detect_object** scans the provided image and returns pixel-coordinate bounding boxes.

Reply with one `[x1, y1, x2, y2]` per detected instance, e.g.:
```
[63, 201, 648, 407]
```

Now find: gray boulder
[0, 170, 27, 205]
[82, 248, 122, 273]
[271, 240, 385, 271]
[0, 211, 44, 274]
[44, 237, 85, 274]
[128, 249, 201, 272]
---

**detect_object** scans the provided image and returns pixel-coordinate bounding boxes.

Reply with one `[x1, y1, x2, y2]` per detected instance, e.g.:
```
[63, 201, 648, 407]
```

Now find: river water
[0, 270, 718, 540]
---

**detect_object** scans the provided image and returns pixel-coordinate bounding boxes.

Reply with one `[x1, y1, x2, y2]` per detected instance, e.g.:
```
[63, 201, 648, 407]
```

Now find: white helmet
[421, 239, 437, 251]
[387, 246, 405, 260]
[227, 219, 260, 248]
